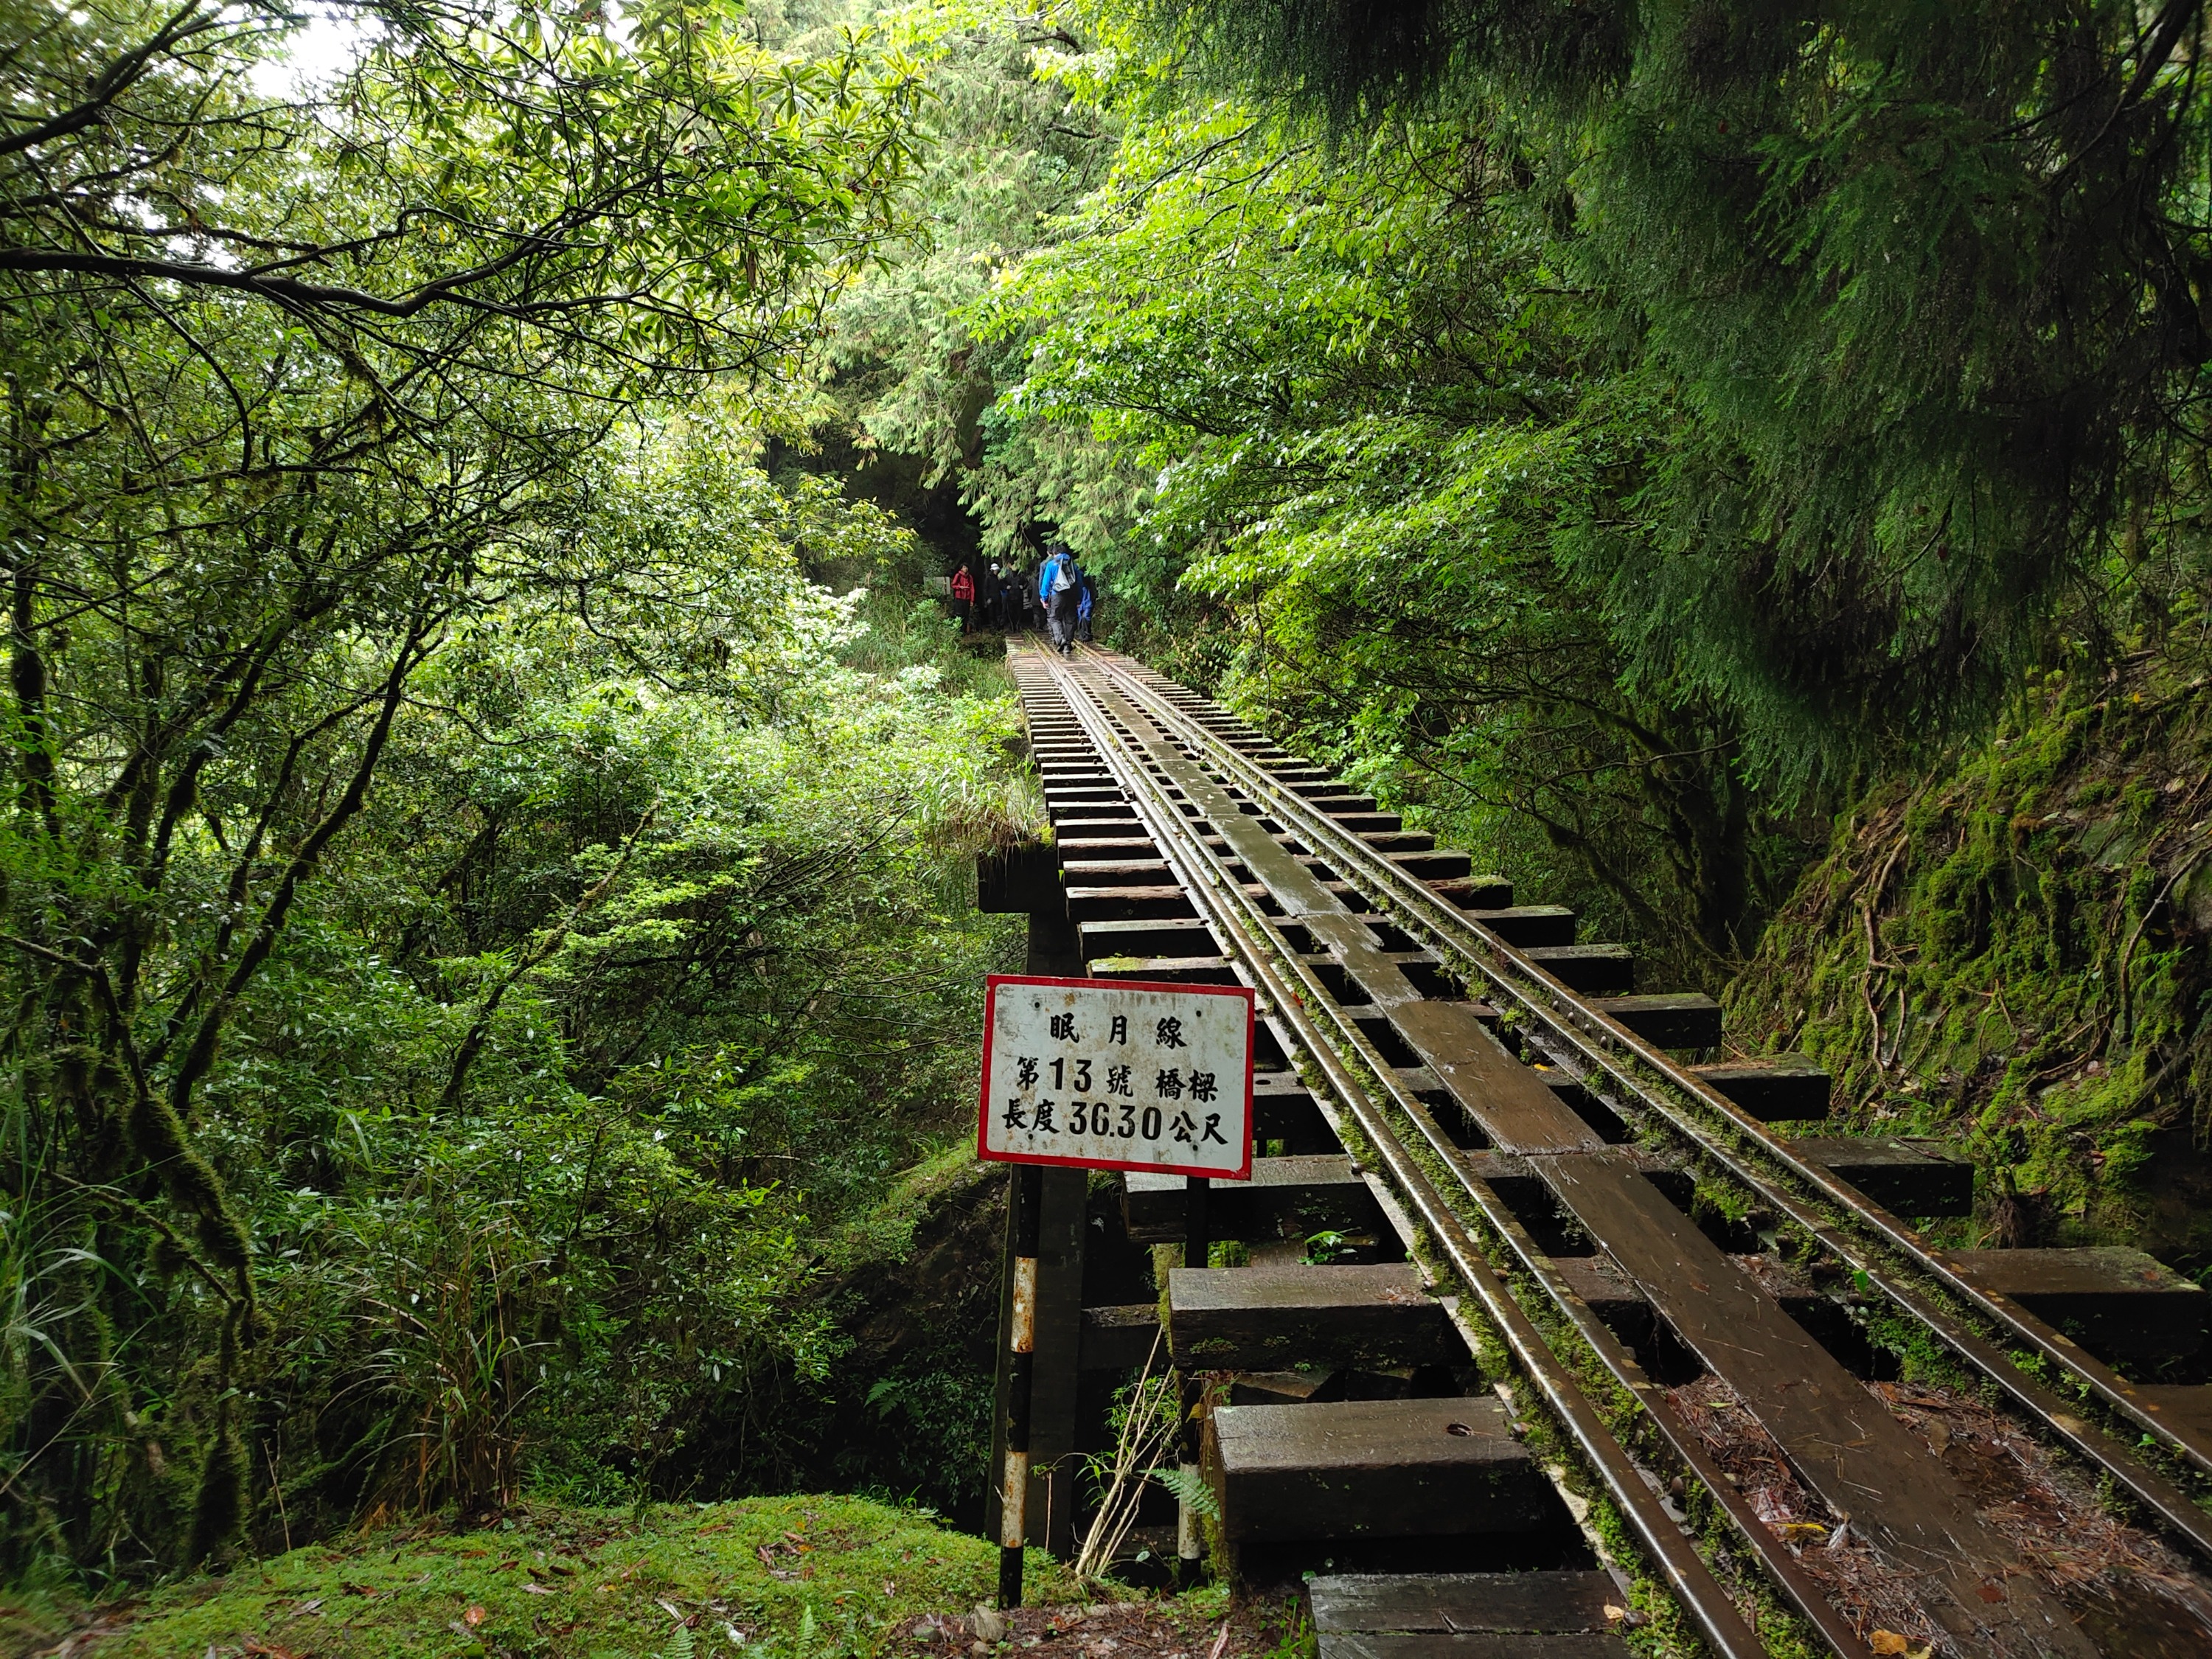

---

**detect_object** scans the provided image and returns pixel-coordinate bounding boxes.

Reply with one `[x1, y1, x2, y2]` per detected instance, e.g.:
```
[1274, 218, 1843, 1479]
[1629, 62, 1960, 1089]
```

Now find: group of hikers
[948, 542, 1096, 655]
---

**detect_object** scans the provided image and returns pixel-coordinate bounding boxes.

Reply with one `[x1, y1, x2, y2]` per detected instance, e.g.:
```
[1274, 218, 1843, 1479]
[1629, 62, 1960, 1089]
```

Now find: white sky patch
[248, 4, 375, 98]
[246, 1, 634, 100]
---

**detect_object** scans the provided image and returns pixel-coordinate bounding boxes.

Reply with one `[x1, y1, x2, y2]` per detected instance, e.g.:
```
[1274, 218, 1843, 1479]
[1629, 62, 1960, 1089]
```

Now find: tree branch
[166, 613, 442, 1121]
[437, 801, 656, 1117]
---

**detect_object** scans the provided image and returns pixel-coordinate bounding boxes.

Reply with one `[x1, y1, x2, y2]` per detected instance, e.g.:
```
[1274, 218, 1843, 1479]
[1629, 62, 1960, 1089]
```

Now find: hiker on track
[1040, 543, 1081, 655]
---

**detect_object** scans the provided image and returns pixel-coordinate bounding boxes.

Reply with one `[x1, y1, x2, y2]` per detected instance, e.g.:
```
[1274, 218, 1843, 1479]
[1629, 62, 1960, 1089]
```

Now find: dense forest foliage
[920, 0, 2212, 979]
[0, 0, 1040, 1585]
[5, 0, 2211, 1613]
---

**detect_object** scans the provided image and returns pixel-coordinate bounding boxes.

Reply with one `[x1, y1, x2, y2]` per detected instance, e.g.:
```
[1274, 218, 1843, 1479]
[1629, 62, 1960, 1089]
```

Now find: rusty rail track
[995, 641, 2212, 1659]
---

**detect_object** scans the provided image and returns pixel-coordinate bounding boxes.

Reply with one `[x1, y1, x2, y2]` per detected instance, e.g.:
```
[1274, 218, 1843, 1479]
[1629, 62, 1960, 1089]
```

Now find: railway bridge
[977, 643, 2212, 1658]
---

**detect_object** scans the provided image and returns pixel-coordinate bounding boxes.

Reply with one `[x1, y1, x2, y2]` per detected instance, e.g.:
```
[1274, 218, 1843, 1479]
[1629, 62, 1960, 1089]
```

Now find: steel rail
[1030, 653, 1787, 1659]
[1046, 655, 1875, 1656]
[1079, 647, 2212, 1561]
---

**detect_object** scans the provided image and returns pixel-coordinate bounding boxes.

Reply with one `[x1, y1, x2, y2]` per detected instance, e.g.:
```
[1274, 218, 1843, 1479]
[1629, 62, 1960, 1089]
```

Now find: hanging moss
[126, 1085, 253, 1282]
[187, 1401, 245, 1566]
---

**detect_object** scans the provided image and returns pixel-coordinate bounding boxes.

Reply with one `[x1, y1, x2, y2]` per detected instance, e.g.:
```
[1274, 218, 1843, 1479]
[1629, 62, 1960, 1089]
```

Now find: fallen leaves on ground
[886, 1596, 1304, 1658]
[1673, 1368, 2212, 1656]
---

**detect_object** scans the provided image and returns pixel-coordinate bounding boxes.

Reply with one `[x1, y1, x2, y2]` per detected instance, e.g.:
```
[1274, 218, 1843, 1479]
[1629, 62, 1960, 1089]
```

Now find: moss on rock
[1725, 649, 2212, 1267]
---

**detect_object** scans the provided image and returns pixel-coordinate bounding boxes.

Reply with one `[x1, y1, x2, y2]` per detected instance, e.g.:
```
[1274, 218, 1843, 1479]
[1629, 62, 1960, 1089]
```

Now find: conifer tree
[1148, 0, 2212, 774]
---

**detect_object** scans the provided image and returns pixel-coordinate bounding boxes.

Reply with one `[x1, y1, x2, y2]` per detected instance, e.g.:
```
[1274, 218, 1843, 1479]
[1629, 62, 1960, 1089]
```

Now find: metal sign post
[979, 974, 1255, 1606]
[1178, 1173, 1209, 1588]
[998, 1161, 1041, 1610]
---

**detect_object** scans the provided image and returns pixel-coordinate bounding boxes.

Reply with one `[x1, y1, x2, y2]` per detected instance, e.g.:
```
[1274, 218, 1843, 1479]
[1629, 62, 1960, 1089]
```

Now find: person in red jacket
[950, 563, 975, 633]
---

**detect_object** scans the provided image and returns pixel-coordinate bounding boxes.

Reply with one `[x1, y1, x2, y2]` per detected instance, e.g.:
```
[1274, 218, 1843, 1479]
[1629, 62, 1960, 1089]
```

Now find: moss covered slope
[1725, 650, 2212, 1263]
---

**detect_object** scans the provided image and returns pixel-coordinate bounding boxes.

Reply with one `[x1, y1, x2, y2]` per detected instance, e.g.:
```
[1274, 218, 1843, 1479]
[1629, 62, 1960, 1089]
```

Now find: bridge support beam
[984, 893, 1088, 1558]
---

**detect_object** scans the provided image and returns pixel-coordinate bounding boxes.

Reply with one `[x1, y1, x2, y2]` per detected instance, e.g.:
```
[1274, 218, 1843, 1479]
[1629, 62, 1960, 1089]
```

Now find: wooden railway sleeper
[1082, 644, 2212, 1562]
[1054, 653, 2095, 1658]
[1032, 649, 1783, 1659]
[1022, 655, 2212, 1637]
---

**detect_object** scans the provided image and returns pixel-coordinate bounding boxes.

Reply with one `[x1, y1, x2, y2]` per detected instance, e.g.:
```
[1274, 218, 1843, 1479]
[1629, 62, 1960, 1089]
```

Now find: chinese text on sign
[978, 975, 1254, 1180]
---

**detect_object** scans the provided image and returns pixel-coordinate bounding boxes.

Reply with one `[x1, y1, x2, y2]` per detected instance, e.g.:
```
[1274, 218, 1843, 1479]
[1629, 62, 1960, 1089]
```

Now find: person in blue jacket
[1039, 542, 1082, 655]
[1076, 571, 1096, 642]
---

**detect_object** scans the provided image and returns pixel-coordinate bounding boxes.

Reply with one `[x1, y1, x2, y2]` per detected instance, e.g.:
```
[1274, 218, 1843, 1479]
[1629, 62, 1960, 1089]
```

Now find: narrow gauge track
[1006, 641, 2212, 1659]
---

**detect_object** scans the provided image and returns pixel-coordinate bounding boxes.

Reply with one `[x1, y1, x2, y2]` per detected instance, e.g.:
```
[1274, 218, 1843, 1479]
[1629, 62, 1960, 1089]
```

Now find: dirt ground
[1672, 1372, 2212, 1657]
[881, 1596, 1307, 1658]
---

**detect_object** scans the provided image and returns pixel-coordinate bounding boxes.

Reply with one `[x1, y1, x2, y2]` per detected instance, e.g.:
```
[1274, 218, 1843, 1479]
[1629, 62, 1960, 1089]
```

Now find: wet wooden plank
[1085, 953, 1241, 984]
[1059, 835, 1161, 860]
[1079, 1304, 1161, 1371]
[1522, 944, 1634, 995]
[1464, 905, 1577, 946]
[1425, 877, 1509, 909]
[1950, 1247, 2208, 1361]
[1386, 849, 1474, 880]
[1077, 916, 1218, 959]
[1534, 1149, 2096, 1656]
[1360, 830, 1444, 853]
[2132, 1384, 2212, 1451]
[1065, 884, 1200, 922]
[1123, 1156, 1385, 1245]
[1429, 874, 1516, 911]
[1588, 992, 1722, 1047]
[1057, 818, 1156, 843]
[1792, 1136, 1973, 1217]
[1389, 996, 1607, 1155]
[1169, 1263, 1460, 1371]
[1230, 1368, 1338, 1405]
[1693, 1054, 1832, 1120]
[1318, 1635, 1626, 1659]
[1545, 1253, 1651, 1338]
[1058, 858, 1175, 886]
[1207, 1397, 1554, 1542]
[1050, 801, 1138, 824]
[1309, 1571, 1623, 1632]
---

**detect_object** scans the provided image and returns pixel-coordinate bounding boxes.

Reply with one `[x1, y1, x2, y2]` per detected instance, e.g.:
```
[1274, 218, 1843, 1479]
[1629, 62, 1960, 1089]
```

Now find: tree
[0, 0, 923, 1571]
[977, 82, 1809, 965]
[819, 0, 1121, 564]
[1144, 0, 2212, 780]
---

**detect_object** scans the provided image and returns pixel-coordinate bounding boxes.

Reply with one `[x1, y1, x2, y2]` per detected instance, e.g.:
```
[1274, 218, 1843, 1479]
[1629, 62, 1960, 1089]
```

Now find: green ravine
[7, 0, 2212, 1650]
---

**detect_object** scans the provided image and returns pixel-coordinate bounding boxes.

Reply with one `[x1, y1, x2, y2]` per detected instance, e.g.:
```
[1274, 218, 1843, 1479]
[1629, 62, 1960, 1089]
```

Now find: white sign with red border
[978, 975, 1254, 1180]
